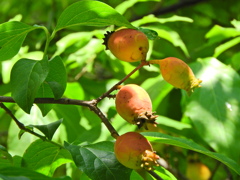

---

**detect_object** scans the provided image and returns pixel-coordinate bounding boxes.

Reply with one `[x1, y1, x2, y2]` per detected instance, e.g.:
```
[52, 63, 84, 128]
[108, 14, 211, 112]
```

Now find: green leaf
[55, 1, 135, 32]
[0, 145, 13, 168]
[142, 132, 240, 175]
[0, 166, 68, 180]
[22, 139, 73, 176]
[30, 119, 63, 140]
[154, 166, 177, 180]
[214, 36, 240, 57]
[36, 83, 54, 116]
[141, 76, 173, 109]
[18, 126, 33, 139]
[182, 58, 240, 162]
[0, 21, 39, 61]
[36, 56, 66, 116]
[205, 24, 240, 45]
[115, 0, 159, 15]
[54, 105, 86, 143]
[149, 26, 190, 57]
[46, 56, 67, 99]
[231, 51, 240, 70]
[65, 141, 132, 180]
[0, 174, 30, 180]
[10, 57, 49, 113]
[138, 27, 158, 40]
[231, 19, 240, 30]
[132, 14, 193, 27]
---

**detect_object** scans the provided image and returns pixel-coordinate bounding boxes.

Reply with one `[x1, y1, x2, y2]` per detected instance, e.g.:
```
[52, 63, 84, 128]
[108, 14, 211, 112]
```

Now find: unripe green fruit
[186, 161, 211, 180]
[150, 57, 202, 95]
[115, 84, 157, 128]
[103, 29, 149, 62]
[114, 132, 160, 170]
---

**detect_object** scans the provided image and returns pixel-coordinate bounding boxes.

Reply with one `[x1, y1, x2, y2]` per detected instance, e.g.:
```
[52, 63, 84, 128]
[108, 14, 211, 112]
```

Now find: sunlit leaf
[22, 139, 73, 176]
[205, 24, 240, 44]
[132, 14, 193, 27]
[231, 19, 240, 30]
[182, 57, 240, 163]
[115, 0, 159, 15]
[0, 21, 39, 61]
[154, 166, 177, 180]
[142, 132, 240, 175]
[213, 36, 240, 57]
[55, 1, 134, 32]
[141, 76, 173, 109]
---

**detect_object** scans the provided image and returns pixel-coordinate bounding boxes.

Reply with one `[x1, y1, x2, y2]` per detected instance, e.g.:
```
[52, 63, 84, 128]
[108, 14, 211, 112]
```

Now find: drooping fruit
[103, 28, 149, 62]
[186, 160, 211, 180]
[114, 132, 160, 170]
[115, 84, 158, 128]
[150, 57, 202, 95]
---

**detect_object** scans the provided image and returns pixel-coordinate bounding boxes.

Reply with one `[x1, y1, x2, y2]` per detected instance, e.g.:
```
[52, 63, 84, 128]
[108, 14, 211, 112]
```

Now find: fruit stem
[96, 60, 149, 103]
[149, 59, 161, 65]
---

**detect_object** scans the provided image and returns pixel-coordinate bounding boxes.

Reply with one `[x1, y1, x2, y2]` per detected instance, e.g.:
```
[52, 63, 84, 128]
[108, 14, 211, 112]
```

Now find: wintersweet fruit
[150, 57, 202, 95]
[115, 84, 158, 128]
[186, 160, 211, 180]
[103, 28, 149, 62]
[114, 132, 160, 170]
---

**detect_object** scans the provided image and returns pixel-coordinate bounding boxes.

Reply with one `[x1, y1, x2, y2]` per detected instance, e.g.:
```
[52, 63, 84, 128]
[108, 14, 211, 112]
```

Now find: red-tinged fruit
[114, 132, 160, 170]
[150, 57, 202, 95]
[103, 29, 149, 62]
[115, 84, 158, 128]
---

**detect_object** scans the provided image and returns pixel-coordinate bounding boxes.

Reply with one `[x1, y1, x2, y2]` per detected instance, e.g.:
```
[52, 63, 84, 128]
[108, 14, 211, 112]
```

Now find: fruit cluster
[103, 28, 203, 173]
[103, 28, 202, 95]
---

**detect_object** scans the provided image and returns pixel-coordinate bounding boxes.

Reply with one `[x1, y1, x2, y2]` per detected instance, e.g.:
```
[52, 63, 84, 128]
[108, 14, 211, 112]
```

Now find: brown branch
[0, 102, 62, 148]
[131, 0, 209, 21]
[88, 105, 119, 139]
[153, 0, 208, 16]
[0, 61, 149, 140]
[0, 96, 119, 139]
[0, 96, 92, 106]
[96, 60, 149, 103]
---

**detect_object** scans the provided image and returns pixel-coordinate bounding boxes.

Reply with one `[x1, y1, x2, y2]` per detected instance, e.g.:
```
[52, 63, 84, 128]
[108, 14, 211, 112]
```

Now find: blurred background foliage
[0, 0, 240, 179]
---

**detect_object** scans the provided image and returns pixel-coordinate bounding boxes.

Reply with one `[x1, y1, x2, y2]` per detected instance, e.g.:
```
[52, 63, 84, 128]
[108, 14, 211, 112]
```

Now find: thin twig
[0, 102, 62, 148]
[96, 60, 149, 103]
[131, 0, 208, 21]
[147, 170, 163, 180]
[0, 61, 148, 140]
[209, 161, 221, 180]
[88, 105, 119, 139]
[0, 96, 119, 139]
[0, 96, 92, 106]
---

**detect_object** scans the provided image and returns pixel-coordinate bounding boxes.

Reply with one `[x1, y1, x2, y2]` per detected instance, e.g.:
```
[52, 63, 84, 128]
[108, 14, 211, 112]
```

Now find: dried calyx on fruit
[114, 132, 160, 170]
[103, 28, 149, 62]
[150, 57, 202, 95]
[115, 84, 158, 129]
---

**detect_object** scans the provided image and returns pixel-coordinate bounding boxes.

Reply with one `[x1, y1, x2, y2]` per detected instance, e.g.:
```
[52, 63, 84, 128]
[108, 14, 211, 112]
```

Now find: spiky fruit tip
[150, 57, 202, 95]
[114, 132, 160, 170]
[115, 84, 158, 129]
[103, 28, 149, 62]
